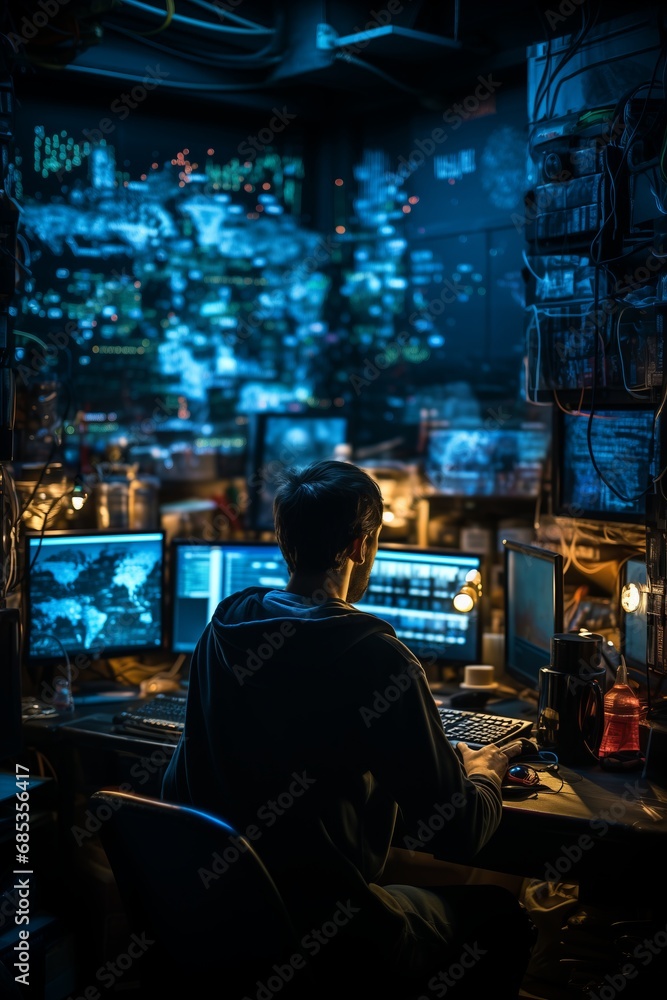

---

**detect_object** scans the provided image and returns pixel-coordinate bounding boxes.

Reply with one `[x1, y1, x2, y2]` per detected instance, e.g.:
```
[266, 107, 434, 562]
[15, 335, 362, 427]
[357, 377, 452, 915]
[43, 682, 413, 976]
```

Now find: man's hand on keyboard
[456, 742, 509, 788]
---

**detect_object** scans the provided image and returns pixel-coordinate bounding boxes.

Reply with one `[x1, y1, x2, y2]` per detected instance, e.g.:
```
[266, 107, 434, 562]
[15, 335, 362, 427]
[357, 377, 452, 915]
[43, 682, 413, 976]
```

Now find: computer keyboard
[438, 706, 533, 750]
[112, 693, 187, 743]
[112, 693, 532, 751]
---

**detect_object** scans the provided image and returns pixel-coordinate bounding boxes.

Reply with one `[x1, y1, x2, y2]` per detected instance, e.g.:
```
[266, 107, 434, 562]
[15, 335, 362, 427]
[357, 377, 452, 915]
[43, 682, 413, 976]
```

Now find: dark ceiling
[4, 0, 665, 120]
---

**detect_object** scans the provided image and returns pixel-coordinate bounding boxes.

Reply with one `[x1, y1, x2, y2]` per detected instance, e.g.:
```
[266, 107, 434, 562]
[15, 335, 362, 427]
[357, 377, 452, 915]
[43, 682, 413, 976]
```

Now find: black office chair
[88, 788, 321, 999]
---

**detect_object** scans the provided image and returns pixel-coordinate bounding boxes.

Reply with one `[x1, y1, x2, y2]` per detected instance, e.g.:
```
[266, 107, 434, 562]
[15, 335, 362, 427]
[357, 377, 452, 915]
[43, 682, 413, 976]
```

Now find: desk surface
[20, 688, 667, 898]
[22, 700, 178, 752]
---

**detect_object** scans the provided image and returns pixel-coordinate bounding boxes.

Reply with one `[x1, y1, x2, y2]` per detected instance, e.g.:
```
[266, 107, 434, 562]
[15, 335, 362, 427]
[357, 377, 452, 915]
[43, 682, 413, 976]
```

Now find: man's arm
[357, 635, 508, 864]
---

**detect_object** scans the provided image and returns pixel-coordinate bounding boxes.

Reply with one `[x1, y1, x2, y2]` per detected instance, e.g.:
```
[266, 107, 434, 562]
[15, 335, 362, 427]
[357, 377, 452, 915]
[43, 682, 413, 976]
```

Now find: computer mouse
[503, 763, 540, 787]
[503, 738, 540, 760]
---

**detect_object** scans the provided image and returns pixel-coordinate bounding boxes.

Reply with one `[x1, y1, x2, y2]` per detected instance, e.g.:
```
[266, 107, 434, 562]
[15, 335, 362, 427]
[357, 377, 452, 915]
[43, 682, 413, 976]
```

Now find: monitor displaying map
[24, 530, 165, 665]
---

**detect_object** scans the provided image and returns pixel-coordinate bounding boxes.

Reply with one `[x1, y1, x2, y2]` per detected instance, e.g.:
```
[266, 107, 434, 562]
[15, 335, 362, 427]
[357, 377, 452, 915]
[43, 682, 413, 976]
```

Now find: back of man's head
[273, 460, 383, 574]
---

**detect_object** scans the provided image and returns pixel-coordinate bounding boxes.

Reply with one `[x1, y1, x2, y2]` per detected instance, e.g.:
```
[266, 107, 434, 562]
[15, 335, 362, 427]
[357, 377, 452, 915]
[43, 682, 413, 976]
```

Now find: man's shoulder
[351, 627, 423, 671]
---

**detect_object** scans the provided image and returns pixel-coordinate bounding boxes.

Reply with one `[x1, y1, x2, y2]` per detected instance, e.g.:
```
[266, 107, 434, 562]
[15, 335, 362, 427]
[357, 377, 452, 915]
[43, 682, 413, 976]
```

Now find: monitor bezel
[23, 528, 167, 668]
[168, 537, 288, 654]
[245, 410, 350, 533]
[360, 542, 486, 670]
[502, 538, 564, 692]
[551, 403, 657, 525]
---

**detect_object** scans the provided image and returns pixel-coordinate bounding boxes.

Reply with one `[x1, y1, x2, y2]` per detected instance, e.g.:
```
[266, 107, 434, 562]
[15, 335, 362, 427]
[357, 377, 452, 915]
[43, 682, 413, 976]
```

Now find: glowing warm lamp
[71, 481, 88, 511]
[453, 585, 477, 613]
[621, 582, 641, 614]
[453, 570, 482, 613]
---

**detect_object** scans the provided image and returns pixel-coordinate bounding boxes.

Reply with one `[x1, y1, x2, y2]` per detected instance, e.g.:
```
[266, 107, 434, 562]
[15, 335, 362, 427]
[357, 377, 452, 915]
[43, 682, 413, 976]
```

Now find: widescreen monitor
[24, 530, 165, 667]
[552, 407, 657, 523]
[425, 422, 550, 498]
[503, 539, 564, 693]
[246, 412, 349, 532]
[171, 539, 483, 668]
[356, 544, 483, 668]
[170, 540, 288, 653]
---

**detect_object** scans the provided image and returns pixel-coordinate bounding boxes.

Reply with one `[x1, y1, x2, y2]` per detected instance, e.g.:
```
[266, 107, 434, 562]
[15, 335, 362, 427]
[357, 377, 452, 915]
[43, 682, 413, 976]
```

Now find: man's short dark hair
[273, 460, 384, 574]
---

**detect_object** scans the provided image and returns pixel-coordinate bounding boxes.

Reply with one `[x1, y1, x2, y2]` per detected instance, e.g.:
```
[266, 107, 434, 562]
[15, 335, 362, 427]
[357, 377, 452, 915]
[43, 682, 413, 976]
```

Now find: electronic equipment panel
[503, 539, 564, 693]
[25, 530, 165, 666]
[356, 545, 483, 667]
[552, 406, 657, 523]
[170, 540, 288, 653]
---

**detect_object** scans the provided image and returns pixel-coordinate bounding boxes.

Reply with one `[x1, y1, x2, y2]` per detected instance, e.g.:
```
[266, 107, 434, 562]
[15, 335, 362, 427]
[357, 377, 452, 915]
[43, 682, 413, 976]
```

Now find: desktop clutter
[453, 631, 648, 794]
[535, 632, 645, 772]
[15, 507, 656, 785]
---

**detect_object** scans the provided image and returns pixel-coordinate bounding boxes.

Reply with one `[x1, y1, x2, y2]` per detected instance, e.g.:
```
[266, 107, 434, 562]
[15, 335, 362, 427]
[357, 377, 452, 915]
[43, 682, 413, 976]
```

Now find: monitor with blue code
[170, 540, 288, 653]
[553, 407, 656, 523]
[356, 545, 483, 667]
[25, 530, 165, 665]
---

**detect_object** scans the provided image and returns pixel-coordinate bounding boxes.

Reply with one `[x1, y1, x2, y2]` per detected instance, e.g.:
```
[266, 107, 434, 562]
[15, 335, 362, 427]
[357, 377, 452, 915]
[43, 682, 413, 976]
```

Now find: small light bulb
[71, 483, 87, 511]
[453, 584, 477, 613]
[453, 592, 474, 613]
[621, 582, 641, 613]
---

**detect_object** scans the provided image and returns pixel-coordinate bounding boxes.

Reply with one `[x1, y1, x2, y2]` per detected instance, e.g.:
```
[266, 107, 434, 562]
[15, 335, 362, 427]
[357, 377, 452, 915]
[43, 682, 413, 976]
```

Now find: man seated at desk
[162, 459, 536, 997]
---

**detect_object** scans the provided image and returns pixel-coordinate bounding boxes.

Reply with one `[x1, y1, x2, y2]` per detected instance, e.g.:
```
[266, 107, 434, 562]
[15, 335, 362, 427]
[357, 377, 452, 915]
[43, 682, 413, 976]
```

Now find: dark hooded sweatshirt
[161, 587, 503, 979]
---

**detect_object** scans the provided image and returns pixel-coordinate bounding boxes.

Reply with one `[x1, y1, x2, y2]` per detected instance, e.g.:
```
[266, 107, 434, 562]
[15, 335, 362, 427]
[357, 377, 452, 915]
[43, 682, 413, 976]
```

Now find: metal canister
[129, 475, 160, 530]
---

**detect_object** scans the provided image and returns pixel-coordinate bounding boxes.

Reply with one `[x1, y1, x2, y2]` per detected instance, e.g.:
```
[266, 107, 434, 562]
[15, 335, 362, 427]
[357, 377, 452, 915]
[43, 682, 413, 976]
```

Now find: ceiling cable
[106, 22, 282, 68]
[185, 0, 275, 33]
[117, 0, 275, 35]
[63, 62, 281, 91]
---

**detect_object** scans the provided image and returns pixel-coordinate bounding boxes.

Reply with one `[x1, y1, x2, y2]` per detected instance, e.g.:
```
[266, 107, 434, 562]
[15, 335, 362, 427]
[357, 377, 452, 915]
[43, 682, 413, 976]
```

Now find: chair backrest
[89, 788, 313, 996]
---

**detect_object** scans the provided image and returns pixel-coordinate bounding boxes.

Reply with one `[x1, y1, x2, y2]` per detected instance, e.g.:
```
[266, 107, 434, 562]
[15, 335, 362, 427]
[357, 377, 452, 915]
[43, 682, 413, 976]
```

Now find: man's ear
[348, 534, 367, 565]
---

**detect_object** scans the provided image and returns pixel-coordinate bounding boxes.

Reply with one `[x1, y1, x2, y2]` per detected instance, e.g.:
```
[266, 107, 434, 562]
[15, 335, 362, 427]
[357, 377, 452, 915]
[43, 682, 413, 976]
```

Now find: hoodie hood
[207, 587, 396, 688]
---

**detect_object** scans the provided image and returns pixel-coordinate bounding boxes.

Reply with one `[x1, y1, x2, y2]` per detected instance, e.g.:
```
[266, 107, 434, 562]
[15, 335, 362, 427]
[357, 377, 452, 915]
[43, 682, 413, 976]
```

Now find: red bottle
[598, 658, 641, 757]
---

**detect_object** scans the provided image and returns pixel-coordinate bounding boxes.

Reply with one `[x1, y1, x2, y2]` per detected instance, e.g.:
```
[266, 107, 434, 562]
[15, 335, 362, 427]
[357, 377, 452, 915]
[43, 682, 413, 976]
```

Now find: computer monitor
[246, 412, 350, 532]
[620, 554, 648, 672]
[503, 539, 564, 693]
[552, 406, 657, 523]
[24, 530, 165, 668]
[170, 540, 288, 653]
[424, 422, 550, 497]
[356, 544, 483, 668]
